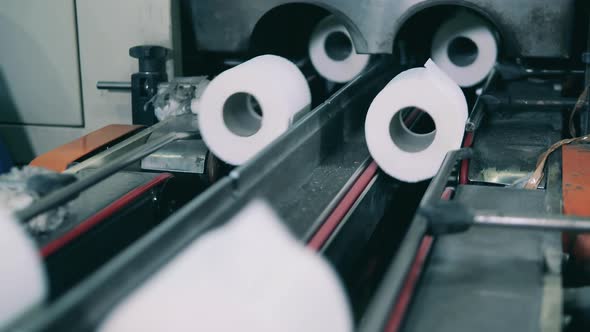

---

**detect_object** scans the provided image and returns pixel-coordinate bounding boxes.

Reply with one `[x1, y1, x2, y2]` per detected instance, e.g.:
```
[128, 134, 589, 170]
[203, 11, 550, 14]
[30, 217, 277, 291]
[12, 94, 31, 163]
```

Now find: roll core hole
[223, 92, 263, 137]
[447, 36, 478, 67]
[324, 31, 353, 61]
[390, 107, 436, 153]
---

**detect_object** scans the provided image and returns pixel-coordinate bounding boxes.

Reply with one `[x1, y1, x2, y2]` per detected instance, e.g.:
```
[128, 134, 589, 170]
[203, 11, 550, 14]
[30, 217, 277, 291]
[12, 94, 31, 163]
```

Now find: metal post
[474, 212, 590, 233]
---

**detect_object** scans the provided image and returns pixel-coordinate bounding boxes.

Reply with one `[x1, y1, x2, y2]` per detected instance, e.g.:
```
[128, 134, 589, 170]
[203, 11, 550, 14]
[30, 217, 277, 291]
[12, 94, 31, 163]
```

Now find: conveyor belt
[38, 171, 173, 299]
[36, 171, 168, 251]
[401, 186, 560, 332]
[358, 66, 574, 330]
[14, 59, 403, 332]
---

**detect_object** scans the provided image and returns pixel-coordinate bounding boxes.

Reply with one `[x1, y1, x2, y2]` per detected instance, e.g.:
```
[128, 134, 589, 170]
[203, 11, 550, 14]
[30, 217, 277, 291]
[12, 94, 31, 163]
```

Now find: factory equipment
[1, 1, 590, 331]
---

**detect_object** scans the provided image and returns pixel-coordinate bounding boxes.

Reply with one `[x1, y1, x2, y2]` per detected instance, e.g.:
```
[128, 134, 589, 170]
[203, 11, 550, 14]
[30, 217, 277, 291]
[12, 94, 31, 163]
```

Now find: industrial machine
[2, 0, 590, 331]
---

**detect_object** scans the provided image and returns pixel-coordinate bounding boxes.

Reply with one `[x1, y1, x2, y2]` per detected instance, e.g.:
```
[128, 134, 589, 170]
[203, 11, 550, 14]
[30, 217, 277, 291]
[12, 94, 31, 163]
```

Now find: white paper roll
[309, 15, 371, 83]
[99, 200, 352, 332]
[0, 210, 46, 328]
[431, 12, 498, 87]
[199, 55, 311, 165]
[365, 59, 468, 182]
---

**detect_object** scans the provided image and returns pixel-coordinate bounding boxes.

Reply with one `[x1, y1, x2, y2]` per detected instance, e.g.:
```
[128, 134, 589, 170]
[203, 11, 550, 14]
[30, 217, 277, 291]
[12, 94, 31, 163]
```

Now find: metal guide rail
[13, 57, 589, 331]
[358, 58, 590, 331]
[357, 148, 471, 332]
[11, 59, 404, 332]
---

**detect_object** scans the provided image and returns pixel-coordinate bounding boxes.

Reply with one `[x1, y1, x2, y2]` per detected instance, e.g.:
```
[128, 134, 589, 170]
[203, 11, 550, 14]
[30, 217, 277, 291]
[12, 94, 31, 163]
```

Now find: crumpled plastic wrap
[0, 167, 71, 234]
[149, 76, 210, 121]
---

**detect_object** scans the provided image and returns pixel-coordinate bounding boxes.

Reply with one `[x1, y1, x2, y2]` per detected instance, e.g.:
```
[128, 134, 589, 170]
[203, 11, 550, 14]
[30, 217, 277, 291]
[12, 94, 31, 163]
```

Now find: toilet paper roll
[365, 59, 468, 182]
[99, 200, 352, 332]
[199, 55, 311, 165]
[431, 12, 498, 87]
[309, 15, 371, 83]
[0, 210, 46, 328]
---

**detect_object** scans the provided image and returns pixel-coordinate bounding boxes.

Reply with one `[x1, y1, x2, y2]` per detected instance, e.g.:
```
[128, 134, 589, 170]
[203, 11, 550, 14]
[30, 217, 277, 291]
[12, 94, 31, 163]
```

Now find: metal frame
[15, 131, 195, 222]
[12, 59, 400, 332]
[188, 0, 575, 58]
[357, 148, 472, 332]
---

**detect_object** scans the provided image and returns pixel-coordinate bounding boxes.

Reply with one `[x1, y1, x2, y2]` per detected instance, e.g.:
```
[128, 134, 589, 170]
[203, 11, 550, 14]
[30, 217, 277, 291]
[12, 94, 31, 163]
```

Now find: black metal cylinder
[129, 45, 170, 125]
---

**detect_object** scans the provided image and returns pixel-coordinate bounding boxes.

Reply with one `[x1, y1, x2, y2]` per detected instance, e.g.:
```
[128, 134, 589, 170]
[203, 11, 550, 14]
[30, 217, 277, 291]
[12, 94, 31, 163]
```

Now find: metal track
[15, 132, 195, 222]
[358, 149, 472, 332]
[12, 59, 399, 332]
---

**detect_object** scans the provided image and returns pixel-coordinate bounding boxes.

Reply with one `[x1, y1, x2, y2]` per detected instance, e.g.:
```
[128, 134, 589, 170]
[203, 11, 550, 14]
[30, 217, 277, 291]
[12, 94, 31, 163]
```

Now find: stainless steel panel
[188, 0, 574, 57]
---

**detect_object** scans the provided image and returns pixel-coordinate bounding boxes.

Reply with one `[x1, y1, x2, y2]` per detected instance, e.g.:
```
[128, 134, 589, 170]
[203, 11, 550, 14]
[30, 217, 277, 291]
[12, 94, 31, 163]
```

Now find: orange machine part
[30, 124, 142, 172]
[562, 144, 590, 260]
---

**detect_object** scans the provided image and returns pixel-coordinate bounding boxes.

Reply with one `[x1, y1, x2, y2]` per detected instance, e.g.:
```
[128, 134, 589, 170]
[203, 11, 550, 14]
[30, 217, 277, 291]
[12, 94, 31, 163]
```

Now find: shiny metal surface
[96, 81, 132, 90]
[16, 131, 195, 222]
[322, 172, 395, 317]
[189, 0, 574, 57]
[35, 172, 165, 248]
[422, 148, 471, 205]
[403, 184, 561, 332]
[419, 181, 590, 233]
[474, 212, 590, 232]
[469, 83, 563, 186]
[465, 68, 497, 132]
[141, 139, 208, 174]
[64, 114, 199, 174]
[30, 125, 142, 173]
[358, 148, 471, 332]
[482, 94, 584, 110]
[15, 59, 397, 332]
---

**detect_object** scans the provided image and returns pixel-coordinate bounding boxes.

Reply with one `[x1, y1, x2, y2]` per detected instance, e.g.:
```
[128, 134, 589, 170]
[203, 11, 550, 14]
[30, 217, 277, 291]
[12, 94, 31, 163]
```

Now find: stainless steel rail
[16, 59, 399, 332]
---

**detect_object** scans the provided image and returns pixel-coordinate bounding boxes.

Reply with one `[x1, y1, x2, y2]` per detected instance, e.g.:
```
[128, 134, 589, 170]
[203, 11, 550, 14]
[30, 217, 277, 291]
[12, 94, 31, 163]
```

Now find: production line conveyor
[6, 52, 590, 332]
